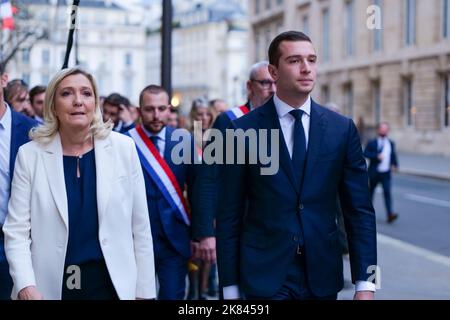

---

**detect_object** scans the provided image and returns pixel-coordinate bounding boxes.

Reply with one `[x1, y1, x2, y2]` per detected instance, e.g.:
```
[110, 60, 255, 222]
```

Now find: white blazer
[3, 132, 156, 300]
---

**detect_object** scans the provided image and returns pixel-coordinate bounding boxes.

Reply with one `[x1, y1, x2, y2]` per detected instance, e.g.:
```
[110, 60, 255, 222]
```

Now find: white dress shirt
[377, 137, 392, 173]
[273, 94, 311, 158]
[223, 95, 375, 299]
[0, 106, 12, 225]
[142, 125, 166, 157]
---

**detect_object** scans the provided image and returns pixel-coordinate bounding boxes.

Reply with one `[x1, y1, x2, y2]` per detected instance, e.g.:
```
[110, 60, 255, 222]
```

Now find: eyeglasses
[251, 79, 276, 89]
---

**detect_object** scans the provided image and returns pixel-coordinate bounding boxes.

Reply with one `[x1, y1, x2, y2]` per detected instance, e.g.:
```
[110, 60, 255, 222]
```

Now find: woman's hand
[18, 286, 44, 300]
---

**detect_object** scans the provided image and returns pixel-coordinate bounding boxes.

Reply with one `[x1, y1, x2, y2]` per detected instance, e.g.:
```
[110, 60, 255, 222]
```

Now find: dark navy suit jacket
[140, 126, 197, 259]
[216, 98, 377, 298]
[191, 102, 251, 239]
[9, 110, 37, 182]
[1, 109, 36, 261]
[364, 138, 398, 178]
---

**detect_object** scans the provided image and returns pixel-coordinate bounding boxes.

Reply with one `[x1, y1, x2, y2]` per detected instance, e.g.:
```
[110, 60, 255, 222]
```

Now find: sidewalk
[338, 234, 450, 300]
[396, 152, 450, 181]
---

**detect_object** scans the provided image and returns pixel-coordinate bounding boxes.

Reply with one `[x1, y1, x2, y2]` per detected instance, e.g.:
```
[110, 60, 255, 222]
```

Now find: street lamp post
[161, 0, 172, 99]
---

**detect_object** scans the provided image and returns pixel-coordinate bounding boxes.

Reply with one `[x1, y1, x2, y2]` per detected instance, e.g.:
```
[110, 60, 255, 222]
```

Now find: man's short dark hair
[139, 85, 169, 106]
[29, 85, 46, 104]
[268, 31, 312, 67]
[104, 93, 130, 108]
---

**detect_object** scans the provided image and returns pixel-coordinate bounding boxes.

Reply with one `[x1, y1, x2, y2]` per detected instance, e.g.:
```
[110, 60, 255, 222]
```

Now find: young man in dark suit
[364, 122, 399, 223]
[0, 66, 37, 300]
[216, 31, 377, 300]
[192, 61, 276, 263]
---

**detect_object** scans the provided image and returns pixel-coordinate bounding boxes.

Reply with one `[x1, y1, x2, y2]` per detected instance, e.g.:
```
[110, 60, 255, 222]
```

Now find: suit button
[101, 239, 108, 246]
[299, 203, 304, 210]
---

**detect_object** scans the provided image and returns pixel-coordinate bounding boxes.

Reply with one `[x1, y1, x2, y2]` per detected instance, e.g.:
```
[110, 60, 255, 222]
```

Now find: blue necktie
[289, 109, 307, 189]
[149, 136, 159, 152]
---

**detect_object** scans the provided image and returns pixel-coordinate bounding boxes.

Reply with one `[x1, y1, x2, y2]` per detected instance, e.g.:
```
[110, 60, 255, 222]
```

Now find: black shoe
[387, 213, 399, 223]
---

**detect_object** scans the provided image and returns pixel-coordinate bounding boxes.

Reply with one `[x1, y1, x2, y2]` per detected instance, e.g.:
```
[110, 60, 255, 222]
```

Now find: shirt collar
[0, 103, 12, 131]
[142, 125, 166, 141]
[273, 94, 311, 119]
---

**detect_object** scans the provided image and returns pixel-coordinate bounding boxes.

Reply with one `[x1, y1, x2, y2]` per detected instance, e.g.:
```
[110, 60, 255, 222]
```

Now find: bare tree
[0, 1, 49, 69]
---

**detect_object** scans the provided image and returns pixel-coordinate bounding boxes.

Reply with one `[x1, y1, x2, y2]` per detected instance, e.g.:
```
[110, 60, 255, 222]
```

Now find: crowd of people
[0, 31, 398, 300]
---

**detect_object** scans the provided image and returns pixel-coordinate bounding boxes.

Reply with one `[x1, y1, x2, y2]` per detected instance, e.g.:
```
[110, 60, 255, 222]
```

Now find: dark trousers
[0, 233, 13, 300]
[155, 250, 188, 300]
[61, 260, 118, 300]
[245, 254, 337, 300]
[0, 258, 13, 300]
[369, 171, 393, 216]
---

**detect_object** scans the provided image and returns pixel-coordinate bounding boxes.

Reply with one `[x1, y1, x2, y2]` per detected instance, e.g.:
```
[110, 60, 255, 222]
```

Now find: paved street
[339, 173, 450, 299]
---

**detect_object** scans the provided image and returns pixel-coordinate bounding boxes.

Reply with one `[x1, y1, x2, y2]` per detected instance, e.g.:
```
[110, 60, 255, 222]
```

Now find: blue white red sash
[224, 105, 249, 121]
[129, 126, 190, 226]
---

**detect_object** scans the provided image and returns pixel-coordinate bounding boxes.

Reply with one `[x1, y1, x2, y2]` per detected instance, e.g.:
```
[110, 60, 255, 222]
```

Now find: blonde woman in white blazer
[2, 68, 156, 300]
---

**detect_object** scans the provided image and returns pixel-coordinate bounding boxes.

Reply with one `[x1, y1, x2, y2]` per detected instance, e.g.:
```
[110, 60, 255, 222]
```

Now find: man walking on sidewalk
[216, 31, 377, 300]
[364, 122, 399, 223]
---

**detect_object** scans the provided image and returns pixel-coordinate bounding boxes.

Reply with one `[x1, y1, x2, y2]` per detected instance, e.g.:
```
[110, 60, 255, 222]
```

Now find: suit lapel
[258, 99, 299, 194]
[42, 133, 69, 229]
[95, 135, 114, 227]
[303, 101, 327, 183]
[9, 111, 23, 178]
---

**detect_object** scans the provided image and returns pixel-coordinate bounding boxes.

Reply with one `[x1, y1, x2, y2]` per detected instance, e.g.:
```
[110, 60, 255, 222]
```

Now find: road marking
[378, 234, 450, 268]
[403, 193, 450, 208]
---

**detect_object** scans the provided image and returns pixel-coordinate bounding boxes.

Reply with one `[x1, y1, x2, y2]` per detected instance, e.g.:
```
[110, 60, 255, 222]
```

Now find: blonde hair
[30, 67, 113, 143]
[189, 98, 217, 132]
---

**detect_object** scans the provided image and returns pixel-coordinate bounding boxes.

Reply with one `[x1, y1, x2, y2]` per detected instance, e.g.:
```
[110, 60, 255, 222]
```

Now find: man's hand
[377, 153, 384, 161]
[18, 286, 44, 300]
[198, 237, 216, 263]
[191, 240, 200, 258]
[353, 291, 374, 300]
[119, 104, 133, 124]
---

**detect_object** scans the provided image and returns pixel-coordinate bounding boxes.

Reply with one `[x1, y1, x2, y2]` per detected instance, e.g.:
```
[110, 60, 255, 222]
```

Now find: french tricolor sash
[224, 105, 249, 121]
[129, 126, 190, 226]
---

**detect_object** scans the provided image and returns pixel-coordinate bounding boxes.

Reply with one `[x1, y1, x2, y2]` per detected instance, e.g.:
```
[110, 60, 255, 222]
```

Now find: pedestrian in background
[364, 122, 399, 223]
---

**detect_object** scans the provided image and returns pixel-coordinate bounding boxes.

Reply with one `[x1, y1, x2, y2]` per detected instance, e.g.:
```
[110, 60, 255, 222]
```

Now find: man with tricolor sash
[128, 85, 197, 300]
[192, 61, 276, 263]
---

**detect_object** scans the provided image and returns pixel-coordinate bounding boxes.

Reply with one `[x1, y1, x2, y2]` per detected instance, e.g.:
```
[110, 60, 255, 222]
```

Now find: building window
[265, 0, 271, 10]
[125, 53, 132, 67]
[255, 0, 260, 14]
[23, 74, 30, 85]
[373, 0, 383, 51]
[404, 78, 414, 126]
[322, 8, 330, 62]
[444, 75, 450, 127]
[42, 49, 50, 65]
[405, 0, 416, 46]
[276, 21, 283, 34]
[125, 77, 133, 99]
[277, 0, 283, 5]
[344, 83, 353, 118]
[321, 85, 330, 104]
[444, 0, 450, 38]
[22, 49, 30, 64]
[373, 81, 381, 124]
[302, 15, 310, 37]
[255, 31, 261, 61]
[265, 27, 271, 51]
[41, 74, 50, 85]
[345, 1, 355, 56]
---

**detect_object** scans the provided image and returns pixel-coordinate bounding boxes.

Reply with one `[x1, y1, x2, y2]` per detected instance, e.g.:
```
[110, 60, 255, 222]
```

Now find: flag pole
[62, 0, 80, 69]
